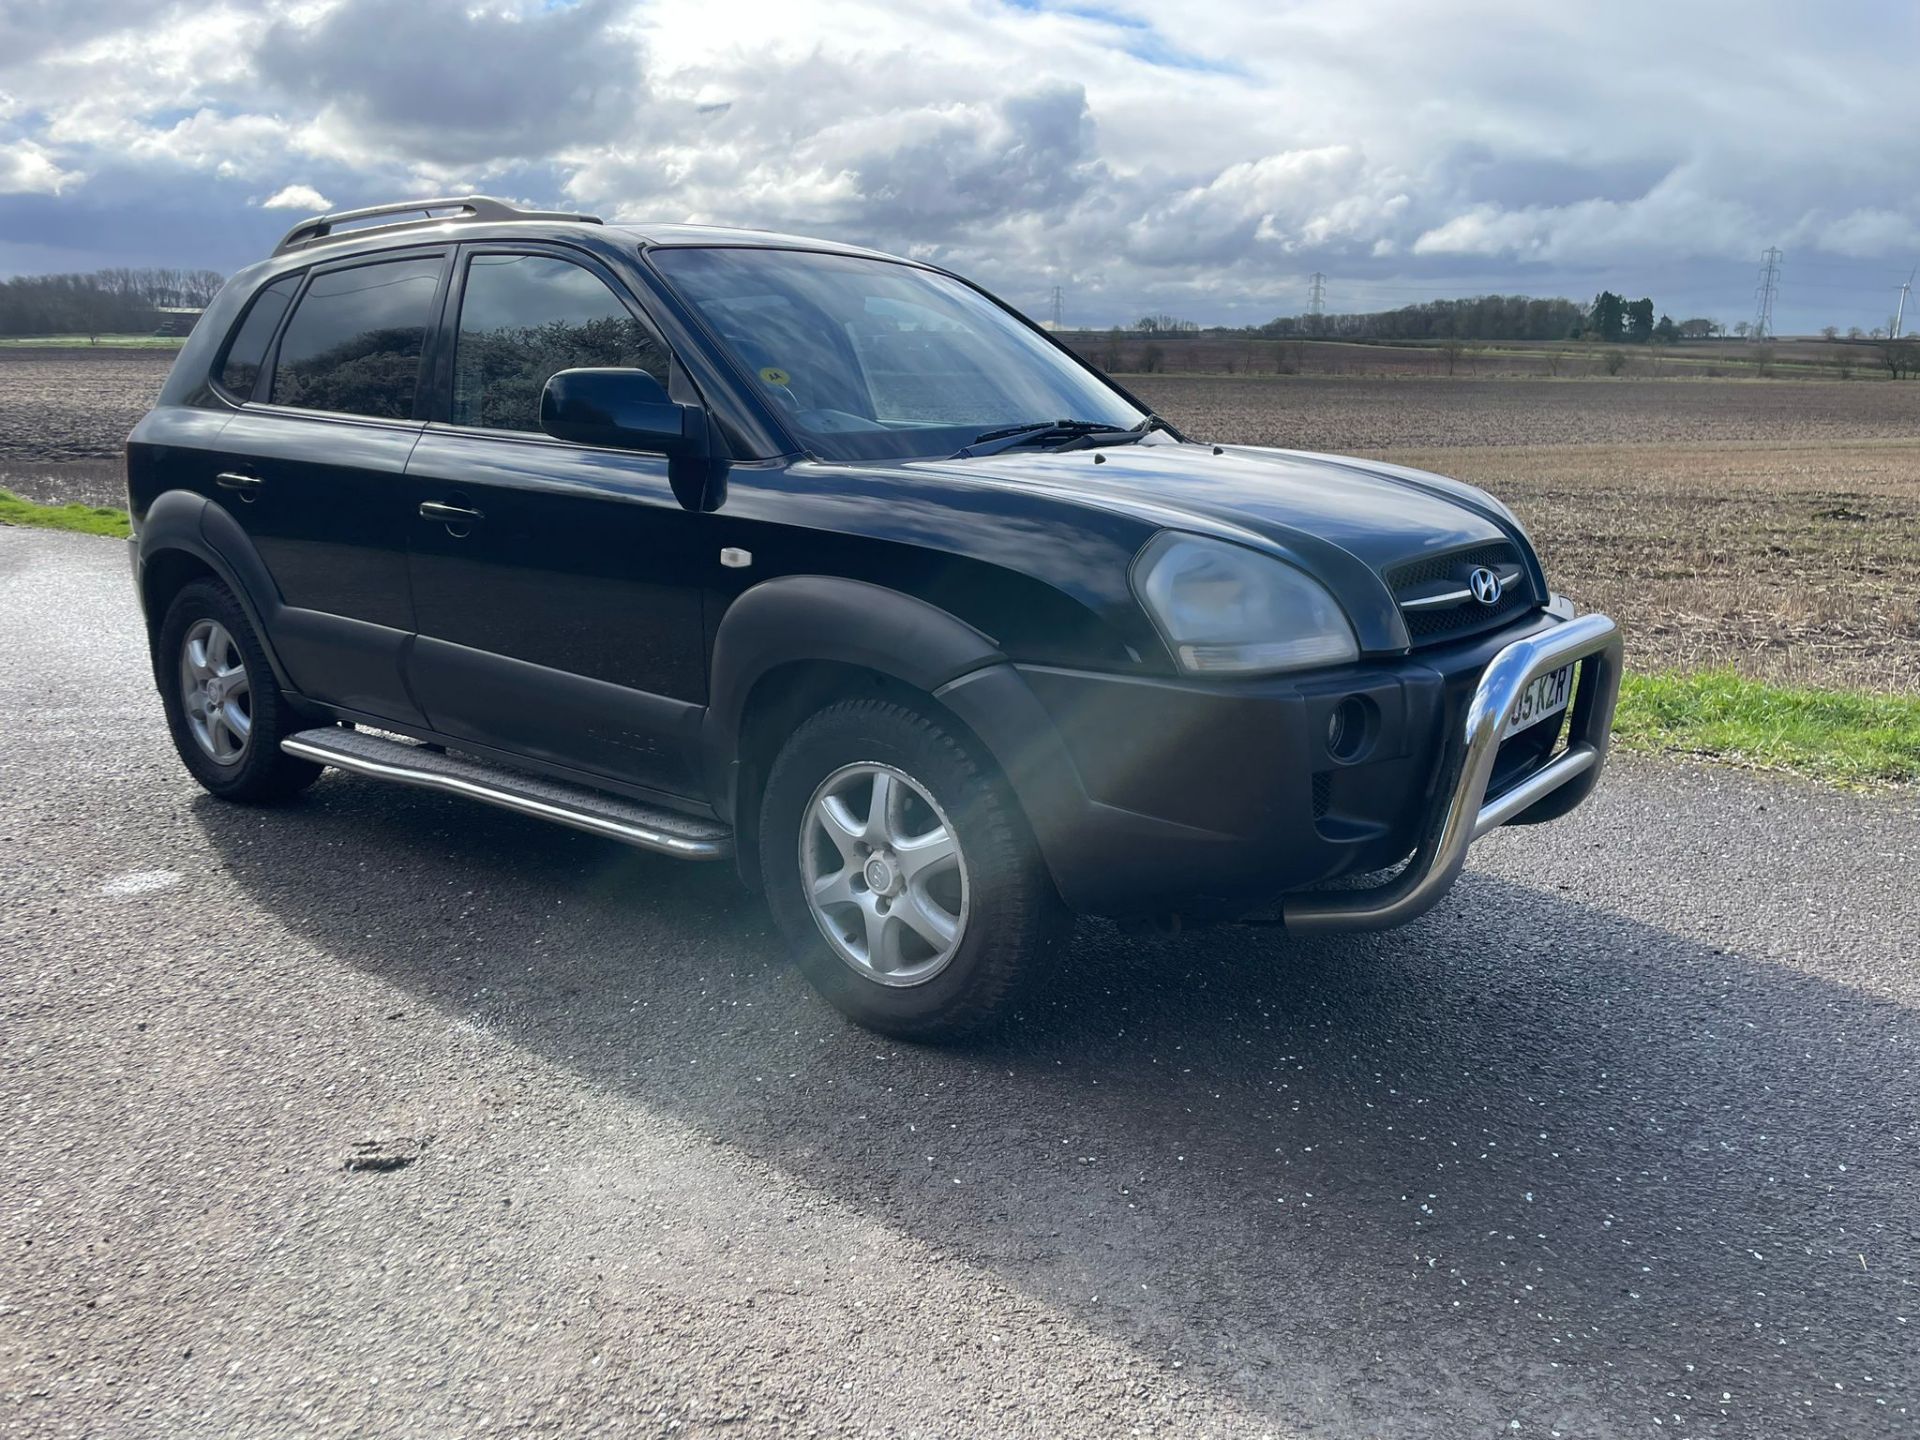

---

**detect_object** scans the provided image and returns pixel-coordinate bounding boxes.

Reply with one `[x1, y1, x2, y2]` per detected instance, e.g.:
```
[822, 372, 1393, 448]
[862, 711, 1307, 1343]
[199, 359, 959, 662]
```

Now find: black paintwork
[127, 216, 1558, 915]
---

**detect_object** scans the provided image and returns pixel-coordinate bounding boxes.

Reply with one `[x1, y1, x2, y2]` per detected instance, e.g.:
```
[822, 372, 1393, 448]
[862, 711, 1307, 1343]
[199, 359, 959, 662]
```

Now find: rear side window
[452, 253, 668, 432]
[216, 275, 298, 398]
[270, 256, 443, 420]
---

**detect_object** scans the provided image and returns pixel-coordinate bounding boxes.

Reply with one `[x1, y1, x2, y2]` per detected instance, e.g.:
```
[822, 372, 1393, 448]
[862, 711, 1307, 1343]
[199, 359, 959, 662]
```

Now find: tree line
[0, 268, 225, 338]
[1256, 295, 1584, 342]
[1573, 291, 1711, 344]
[1241, 292, 1737, 345]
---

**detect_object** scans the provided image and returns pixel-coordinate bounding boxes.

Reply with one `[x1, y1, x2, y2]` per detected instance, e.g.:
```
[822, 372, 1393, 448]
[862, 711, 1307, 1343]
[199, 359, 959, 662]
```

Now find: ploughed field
[1137, 376, 1920, 695]
[3, 347, 1915, 693]
[0, 347, 172, 464]
[1134, 373, 1920, 451]
[0, 346, 173, 510]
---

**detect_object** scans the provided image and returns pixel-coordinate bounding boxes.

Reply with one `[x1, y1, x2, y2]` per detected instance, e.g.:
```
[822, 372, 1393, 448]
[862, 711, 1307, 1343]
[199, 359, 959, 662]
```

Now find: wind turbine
[1896, 266, 1916, 340]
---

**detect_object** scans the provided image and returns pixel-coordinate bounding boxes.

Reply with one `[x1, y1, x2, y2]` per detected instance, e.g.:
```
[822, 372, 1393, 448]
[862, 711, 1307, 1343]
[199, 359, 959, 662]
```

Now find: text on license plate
[1502, 663, 1574, 740]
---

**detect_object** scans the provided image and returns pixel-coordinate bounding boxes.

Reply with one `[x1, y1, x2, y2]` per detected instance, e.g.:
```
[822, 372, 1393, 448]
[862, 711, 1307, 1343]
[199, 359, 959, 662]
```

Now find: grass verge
[0, 490, 131, 538]
[0, 334, 185, 348]
[1614, 669, 1920, 786]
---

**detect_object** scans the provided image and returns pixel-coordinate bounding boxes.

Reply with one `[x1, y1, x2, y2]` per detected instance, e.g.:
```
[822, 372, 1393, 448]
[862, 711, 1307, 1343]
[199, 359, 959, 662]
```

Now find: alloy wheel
[799, 762, 970, 986]
[179, 618, 253, 766]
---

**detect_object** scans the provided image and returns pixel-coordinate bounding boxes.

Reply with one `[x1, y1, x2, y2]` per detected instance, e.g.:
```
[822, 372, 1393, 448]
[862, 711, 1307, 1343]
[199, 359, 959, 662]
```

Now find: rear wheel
[760, 697, 1067, 1039]
[156, 579, 321, 803]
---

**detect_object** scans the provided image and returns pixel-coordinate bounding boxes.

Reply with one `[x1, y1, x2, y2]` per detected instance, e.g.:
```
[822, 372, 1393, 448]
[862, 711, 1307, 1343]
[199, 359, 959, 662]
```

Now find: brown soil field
[1130, 377, 1920, 693]
[0, 347, 177, 512]
[3, 353, 1915, 692]
[1132, 375, 1920, 450]
[0, 347, 175, 463]
[1064, 332, 1896, 380]
[1379, 442, 1920, 694]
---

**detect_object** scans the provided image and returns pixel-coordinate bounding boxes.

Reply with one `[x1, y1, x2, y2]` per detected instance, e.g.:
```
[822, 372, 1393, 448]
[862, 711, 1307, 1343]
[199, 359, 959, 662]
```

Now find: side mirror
[539, 367, 726, 511]
[540, 367, 696, 454]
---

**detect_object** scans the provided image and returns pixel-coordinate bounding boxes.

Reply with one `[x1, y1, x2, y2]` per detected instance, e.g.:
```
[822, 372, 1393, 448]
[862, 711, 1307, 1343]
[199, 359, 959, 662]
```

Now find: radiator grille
[1387, 542, 1533, 646]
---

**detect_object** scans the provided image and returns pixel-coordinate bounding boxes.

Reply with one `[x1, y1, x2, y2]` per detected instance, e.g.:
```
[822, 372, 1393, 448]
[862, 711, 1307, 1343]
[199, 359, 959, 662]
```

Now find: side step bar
[281, 727, 733, 860]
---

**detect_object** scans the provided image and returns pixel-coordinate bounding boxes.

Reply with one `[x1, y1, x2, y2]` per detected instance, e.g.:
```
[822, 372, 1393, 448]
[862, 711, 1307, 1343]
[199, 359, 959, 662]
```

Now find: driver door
[402, 245, 711, 798]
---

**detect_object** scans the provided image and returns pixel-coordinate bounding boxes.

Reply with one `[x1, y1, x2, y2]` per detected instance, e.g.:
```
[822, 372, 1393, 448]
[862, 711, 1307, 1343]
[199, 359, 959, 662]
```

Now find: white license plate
[1502, 663, 1574, 740]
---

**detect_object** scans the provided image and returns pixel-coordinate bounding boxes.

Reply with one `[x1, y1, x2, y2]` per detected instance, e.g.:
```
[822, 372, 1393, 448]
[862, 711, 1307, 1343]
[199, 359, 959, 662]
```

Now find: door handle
[418, 501, 484, 523]
[215, 472, 262, 497]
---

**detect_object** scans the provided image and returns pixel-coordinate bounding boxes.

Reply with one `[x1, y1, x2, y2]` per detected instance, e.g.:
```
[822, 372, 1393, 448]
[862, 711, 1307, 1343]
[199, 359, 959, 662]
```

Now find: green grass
[1614, 670, 1920, 786]
[0, 334, 185, 348]
[0, 490, 131, 538]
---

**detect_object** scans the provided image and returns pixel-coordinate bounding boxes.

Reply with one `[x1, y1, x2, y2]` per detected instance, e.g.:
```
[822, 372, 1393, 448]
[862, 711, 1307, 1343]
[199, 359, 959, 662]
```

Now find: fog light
[1326, 695, 1372, 761]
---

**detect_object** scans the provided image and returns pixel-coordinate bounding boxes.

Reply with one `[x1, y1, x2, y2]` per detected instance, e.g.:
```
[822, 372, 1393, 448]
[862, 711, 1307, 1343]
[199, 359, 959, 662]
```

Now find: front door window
[451, 253, 669, 432]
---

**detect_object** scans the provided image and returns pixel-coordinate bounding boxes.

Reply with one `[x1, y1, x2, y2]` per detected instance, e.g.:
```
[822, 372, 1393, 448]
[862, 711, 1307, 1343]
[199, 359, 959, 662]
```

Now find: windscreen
[649, 247, 1142, 461]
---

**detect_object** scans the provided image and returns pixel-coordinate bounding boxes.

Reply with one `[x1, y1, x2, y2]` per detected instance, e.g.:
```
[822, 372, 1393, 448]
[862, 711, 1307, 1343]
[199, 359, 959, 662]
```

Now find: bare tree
[1880, 340, 1920, 380]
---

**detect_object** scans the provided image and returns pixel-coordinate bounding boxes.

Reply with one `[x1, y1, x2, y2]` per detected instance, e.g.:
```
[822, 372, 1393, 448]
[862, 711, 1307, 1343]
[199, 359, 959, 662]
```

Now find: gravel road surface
[3, 526, 1916, 1438]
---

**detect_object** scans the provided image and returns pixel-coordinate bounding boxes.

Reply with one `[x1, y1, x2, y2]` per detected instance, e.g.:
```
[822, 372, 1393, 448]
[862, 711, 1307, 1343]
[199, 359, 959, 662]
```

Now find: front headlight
[1132, 532, 1359, 676]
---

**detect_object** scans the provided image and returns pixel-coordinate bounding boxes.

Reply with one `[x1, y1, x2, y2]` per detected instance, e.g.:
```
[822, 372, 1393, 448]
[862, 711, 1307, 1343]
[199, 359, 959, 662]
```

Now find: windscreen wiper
[1046, 413, 1175, 452]
[1036, 414, 1182, 453]
[955, 419, 1123, 458]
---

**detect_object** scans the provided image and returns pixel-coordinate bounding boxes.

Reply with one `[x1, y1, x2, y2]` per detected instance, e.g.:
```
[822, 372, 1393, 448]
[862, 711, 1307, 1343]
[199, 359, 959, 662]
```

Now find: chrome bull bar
[1283, 610, 1623, 935]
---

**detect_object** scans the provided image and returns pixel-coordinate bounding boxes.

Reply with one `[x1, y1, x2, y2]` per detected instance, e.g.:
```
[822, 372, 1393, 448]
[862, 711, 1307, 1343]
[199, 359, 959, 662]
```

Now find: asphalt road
[3, 526, 1916, 1439]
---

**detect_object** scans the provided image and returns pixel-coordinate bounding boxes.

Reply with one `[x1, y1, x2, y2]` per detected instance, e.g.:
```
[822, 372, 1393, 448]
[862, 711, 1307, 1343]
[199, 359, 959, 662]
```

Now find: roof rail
[272, 195, 603, 256]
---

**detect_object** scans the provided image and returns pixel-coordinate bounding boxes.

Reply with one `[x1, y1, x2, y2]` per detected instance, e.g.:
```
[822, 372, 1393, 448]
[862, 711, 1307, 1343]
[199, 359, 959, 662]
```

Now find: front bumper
[1282, 609, 1621, 933]
[937, 606, 1623, 924]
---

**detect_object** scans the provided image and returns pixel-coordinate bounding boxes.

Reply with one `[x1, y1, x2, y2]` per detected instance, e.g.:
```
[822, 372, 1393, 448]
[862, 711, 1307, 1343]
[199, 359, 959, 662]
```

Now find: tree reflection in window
[453, 255, 668, 433]
[270, 258, 441, 420]
[218, 274, 299, 399]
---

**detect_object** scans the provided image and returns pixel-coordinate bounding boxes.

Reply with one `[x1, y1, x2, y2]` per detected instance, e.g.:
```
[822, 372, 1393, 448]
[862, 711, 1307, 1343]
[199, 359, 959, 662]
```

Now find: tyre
[156, 579, 322, 803]
[759, 697, 1067, 1039]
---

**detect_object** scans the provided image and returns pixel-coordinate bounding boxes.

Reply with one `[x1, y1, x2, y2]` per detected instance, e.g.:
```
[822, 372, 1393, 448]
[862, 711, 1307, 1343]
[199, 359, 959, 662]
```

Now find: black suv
[128, 196, 1622, 1037]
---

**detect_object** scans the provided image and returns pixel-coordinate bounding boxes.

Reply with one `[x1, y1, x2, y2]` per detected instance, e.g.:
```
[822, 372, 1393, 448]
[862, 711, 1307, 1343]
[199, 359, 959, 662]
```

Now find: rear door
[210, 248, 449, 721]
[401, 244, 710, 797]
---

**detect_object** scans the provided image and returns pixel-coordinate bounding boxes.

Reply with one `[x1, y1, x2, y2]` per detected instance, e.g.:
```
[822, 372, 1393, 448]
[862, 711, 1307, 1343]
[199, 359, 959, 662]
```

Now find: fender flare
[137, 490, 296, 691]
[702, 575, 1005, 815]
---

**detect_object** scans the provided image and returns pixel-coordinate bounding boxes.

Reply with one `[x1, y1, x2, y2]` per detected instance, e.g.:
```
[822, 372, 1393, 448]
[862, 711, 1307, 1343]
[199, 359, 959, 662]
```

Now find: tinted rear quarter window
[216, 275, 299, 398]
[452, 253, 668, 432]
[270, 256, 443, 419]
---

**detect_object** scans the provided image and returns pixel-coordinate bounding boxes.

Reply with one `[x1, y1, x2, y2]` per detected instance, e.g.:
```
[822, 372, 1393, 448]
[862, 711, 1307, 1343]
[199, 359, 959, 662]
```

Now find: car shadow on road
[197, 779, 1918, 1437]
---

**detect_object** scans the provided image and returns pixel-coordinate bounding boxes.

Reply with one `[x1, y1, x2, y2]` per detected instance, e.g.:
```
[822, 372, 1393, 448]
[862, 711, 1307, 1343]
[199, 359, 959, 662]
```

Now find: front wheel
[759, 697, 1066, 1039]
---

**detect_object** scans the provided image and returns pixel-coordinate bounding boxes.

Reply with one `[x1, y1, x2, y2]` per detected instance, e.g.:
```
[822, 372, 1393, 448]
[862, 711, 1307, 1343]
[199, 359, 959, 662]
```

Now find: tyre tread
[157, 579, 322, 804]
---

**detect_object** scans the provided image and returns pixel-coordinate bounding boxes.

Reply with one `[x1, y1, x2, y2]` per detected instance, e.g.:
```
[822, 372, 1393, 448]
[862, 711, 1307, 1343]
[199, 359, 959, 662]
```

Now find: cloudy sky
[2, 0, 1915, 332]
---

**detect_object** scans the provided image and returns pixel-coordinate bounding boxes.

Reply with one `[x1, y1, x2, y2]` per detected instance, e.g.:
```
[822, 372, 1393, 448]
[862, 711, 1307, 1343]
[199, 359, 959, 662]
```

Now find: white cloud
[0, 0, 1915, 330]
[261, 183, 330, 211]
[0, 138, 79, 195]
[1812, 208, 1917, 261]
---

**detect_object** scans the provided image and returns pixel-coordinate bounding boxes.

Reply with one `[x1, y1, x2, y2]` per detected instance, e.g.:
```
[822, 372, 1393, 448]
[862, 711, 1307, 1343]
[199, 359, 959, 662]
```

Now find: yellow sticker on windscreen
[759, 366, 791, 386]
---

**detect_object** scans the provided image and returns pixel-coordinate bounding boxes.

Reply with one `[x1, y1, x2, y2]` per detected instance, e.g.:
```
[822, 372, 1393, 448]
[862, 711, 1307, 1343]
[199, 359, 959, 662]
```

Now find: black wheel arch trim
[136, 489, 297, 692]
[703, 575, 1006, 818]
[702, 574, 1217, 911]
